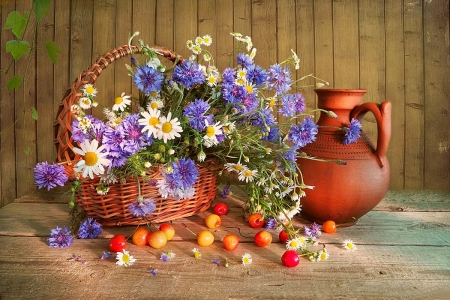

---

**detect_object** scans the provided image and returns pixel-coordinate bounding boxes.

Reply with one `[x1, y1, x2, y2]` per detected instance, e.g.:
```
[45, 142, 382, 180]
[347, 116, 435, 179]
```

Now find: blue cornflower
[222, 68, 235, 84]
[148, 269, 157, 276]
[48, 226, 74, 248]
[264, 218, 278, 230]
[263, 125, 280, 142]
[241, 93, 259, 113]
[102, 127, 127, 168]
[99, 251, 112, 261]
[34, 162, 68, 191]
[267, 64, 292, 94]
[78, 217, 102, 239]
[221, 185, 230, 198]
[183, 99, 211, 131]
[279, 93, 306, 117]
[133, 65, 164, 94]
[343, 118, 362, 145]
[288, 116, 318, 148]
[172, 61, 205, 89]
[128, 197, 156, 217]
[279, 147, 298, 172]
[251, 108, 276, 128]
[212, 258, 220, 266]
[245, 64, 267, 88]
[304, 222, 322, 239]
[118, 114, 148, 155]
[160, 253, 170, 262]
[236, 53, 253, 68]
[167, 158, 199, 190]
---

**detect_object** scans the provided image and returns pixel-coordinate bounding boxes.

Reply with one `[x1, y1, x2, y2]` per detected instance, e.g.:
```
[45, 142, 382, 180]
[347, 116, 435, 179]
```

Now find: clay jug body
[298, 89, 391, 226]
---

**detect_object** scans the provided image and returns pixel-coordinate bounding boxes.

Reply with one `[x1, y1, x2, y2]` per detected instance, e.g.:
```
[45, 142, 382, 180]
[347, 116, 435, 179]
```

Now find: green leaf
[6, 76, 22, 90]
[24, 146, 31, 156]
[4, 11, 27, 38]
[32, 0, 51, 22]
[31, 107, 39, 120]
[6, 40, 30, 60]
[45, 40, 61, 64]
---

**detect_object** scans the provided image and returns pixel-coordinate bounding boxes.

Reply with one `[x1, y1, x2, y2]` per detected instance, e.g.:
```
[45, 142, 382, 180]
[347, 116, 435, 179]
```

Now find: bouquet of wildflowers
[34, 32, 361, 230]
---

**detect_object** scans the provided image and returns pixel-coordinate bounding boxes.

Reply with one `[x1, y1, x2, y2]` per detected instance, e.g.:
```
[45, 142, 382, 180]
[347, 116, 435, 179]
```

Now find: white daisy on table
[203, 120, 223, 148]
[82, 83, 97, 97]
[192, 248, 201, 259]
[116, 249, 136, 267]
[112, 92, 131, 112]
[72, 139, 110, 179]
[286, 236, 305, 250]
[238, 169, 258, 183]
[316, 249, 330, 261]
[139, 108, 161, 138]
[242, 253, 252, 266]
[343, 239, 357, 251]
[155, 111, 183, 143]
[79, 97, 92, 109]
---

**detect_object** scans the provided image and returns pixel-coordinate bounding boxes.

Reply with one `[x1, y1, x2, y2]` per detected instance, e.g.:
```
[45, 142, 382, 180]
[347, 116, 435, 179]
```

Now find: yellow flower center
[114, 118, 122, 124]
[269, 98, 276, 107]
[149, 117, 159, 126]
[208, 76, 216, 84]
[243, 257, 249, 264]
[122, 254, 130, 263]
[289, 241, 298, 248]
[236, 78, 245, 85]
[320, 252, 327, 260]
[150, 91, 157, 98]
[85, 86, 95, 94]
[84, 152, 98, 166]
[245, 85, 253, 93]
[206, 126, 215, 137]
[162, 122, 172, 133]
[150, 102, 159, 109]
[243, 170, 253, 177]
[234, 165, 244, 171]
[82, 99, 90, 105]
[347, 243, 354, 249]
[115, 97, 123, 105]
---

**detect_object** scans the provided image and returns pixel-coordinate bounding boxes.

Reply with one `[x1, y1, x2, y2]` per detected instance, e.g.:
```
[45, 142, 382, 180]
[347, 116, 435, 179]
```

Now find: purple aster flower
[288, 116, 318, 148]
[267, 64, 292, 94]
[78, 217, 102, 239]
[343, 118, 362, 145]
[48, 226, 74, 248]
[128, 198, 156, 217]
[183, 99, 211, 131]
[279, 93, 306, 117]
[34, 162, 68, 191]
[133, 65, 164, 94]
[148, 269, 157, 276]
[172, 61, 205, 89]
[304, 222, 322, 238]
[221, 185, 230, 198]
[102, 127, 127, 168]
[264, 218, 278, 230]
[212, 258, 220, 266]
[166, 158, 199, 190]
[241, 93, 259, 113]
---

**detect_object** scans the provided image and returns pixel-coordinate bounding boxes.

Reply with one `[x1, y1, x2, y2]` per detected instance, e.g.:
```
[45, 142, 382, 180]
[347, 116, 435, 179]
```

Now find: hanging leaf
[6, 40, 30, 60]
[32, 0, 51, 22]
[7, 76, 22, 90]
[31, 107, 39, 120]
[45, 40, 61, 64]
[24, 146, 31, 156]
[4, 11, 28, 38]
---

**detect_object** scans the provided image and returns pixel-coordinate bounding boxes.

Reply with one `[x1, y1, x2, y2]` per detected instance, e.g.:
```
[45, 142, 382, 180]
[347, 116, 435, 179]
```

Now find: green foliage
[45, 40, 61, 64]
[6, 40, 30, 60]
[4, 11, 29, 38]
[6, 76, 22, 91]
[32, 0, 51, 22]
[31, 107, 39, 120]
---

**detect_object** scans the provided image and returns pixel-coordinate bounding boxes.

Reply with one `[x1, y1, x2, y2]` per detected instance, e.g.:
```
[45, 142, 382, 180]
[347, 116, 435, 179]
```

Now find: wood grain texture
[0, 189, 449, 299]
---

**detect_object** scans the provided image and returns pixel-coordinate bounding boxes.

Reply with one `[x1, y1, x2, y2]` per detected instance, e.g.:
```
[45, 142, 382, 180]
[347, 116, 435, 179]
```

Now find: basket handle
[53, 45, 183, 174]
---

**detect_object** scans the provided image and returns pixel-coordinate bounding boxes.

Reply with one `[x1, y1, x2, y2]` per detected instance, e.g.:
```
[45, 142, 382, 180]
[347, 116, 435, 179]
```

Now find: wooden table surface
[0, 188, 449, 300]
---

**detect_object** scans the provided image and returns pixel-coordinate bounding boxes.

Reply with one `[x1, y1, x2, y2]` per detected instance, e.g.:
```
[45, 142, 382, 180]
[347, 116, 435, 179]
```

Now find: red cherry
[109, 234, 126, 252]
[281, 250, 300, 267]
[279, 229, 289, 243]
[213, 203, 229, 216]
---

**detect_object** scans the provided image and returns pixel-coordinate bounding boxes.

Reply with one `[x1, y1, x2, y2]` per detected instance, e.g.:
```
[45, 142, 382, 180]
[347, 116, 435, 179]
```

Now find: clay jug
[297, 89, 391, 226]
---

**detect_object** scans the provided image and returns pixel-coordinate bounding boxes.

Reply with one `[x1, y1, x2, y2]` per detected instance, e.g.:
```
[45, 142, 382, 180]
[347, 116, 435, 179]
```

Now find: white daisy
[286, 237, 305, 250]
[195, 36, 203, 45]
[112, 92, 131, 112]
[238, 169, 258, 183]
[147, 98, 164, 110]
[116, 249, 136, 267]
[192, 44, 202, 55]
[78, 97, 92, 109]
[264, 182, 278, 194]
[70, 104, 82, 116]
[343, 239, 357, 251]
[203, 120, 223, 148]
[77, 116, 92, 133]
[202, 34, 212, 46]
[250, 47, 257, 59]
[186, 39, 194, 50]
[82, 84, 97, 97]
[192, 248, 201, 259]
[139, 108, 161, 137]
[224, 162, 247, 173]
[316, 249, 329, 261]
[155, 111, 183, 143]
[242, 253, 252, 266]
[206, 73, 218, 87]
[72, 139, 110, 179]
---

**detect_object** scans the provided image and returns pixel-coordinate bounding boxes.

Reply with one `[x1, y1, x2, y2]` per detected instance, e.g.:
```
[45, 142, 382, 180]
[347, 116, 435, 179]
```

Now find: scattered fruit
[213, 202, 229, 216]
[159, 223, 175, 240]
[222, 234, 240, 251]
[132, 227, 150, 246]
[322, 220, 337, 234]
[248, 213, 265, 228]
[147, 230, 168, 249]
[205, 213, 222, 229]
[197, 230, 215, 246]
[281, 250, 300, 267]
[109, 234, 127, 252]
[254, 230, 272, 247]
[279, 229, 289, 243]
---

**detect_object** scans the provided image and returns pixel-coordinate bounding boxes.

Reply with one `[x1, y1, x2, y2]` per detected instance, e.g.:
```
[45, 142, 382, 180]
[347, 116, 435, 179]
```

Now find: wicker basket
[54, 45, 218, 226]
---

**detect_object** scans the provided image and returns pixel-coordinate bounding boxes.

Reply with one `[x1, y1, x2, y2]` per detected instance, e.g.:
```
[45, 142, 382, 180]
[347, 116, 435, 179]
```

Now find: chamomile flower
[224, 162, 247, 173]
[79, 97, 93, 109]
[286, 236, 305, 250]
[195, 36, 203, 45]
[250, 47, 257, 59]
[70, 104, 82, 116]
[186, 39, 194, 50]
[316, 249, 330, 261]
[112, 92, 131, 112]
[192, 248, 202, 259]
[116, 249, 136, 267]
[242, 253, 253, 266]
[154, 111, 183, 143]
[203, 120, 223, 148]
[343, 239, 357, 251]
[72, 139, 110, 179]
[139, 108, 161, 137]
[77, 116, 92, 133]
[147, 98, 164, 110]
[192, 44, 202, 55]
[238, 169, 258, 183]
[82, 84, 98, 97]
[206, 73, 219, 87]
[202, 34, 212, 46]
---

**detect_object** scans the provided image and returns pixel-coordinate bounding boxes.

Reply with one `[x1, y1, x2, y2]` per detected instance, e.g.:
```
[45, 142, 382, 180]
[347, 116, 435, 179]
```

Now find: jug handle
[350, 101, 392, 168]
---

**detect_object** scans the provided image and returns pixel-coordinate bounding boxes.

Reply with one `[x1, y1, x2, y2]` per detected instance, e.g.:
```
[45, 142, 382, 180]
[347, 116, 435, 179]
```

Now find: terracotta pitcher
[297, 89, 391, 226]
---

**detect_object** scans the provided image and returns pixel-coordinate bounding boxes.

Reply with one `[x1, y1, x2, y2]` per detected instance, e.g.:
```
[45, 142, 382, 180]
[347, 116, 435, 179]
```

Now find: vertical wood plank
[233, 0, 252, 67]
[385, 0, 405, 189]
[403, 0, 424, 189]
[155, 0, 174, 50]
[174, 0, 197, 59]
[423, 0, 450, 190]
[14, 0, 37, 198]
[251, 0, 277, 70]
[215, 0, 233, 71]
[0, 0, 18, 206]
[359, 0, 386, 141]
[333, 0, 359, 88]
[36, 2, 56, 164]
[314, 0, 333, 89]
[198, 0, 216, 63]
[115, 0, 133, 98]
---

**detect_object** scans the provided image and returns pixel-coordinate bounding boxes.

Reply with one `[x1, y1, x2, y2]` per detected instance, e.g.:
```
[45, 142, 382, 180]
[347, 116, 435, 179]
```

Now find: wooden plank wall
[0, 0, 449, 208]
